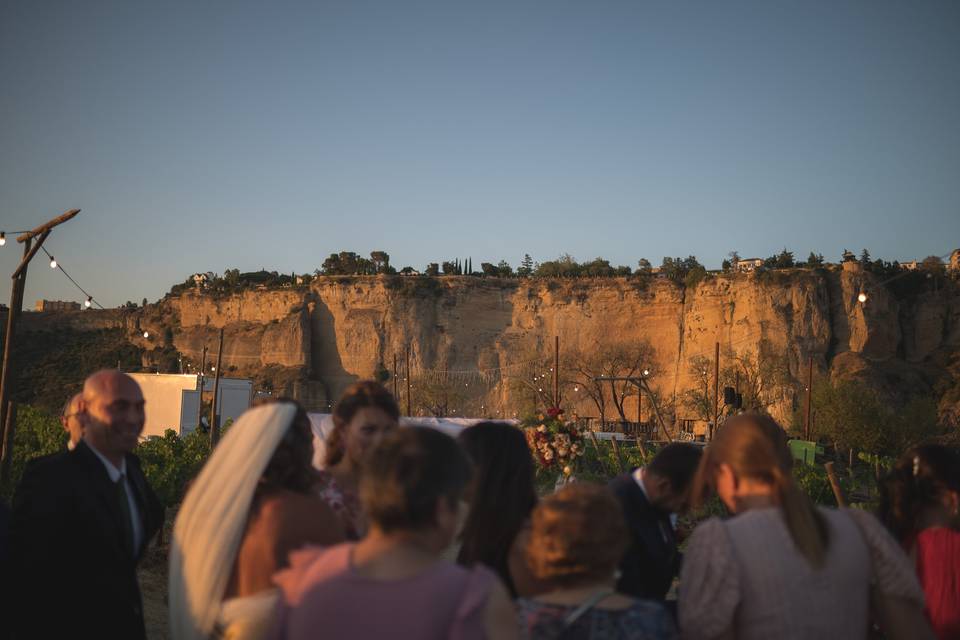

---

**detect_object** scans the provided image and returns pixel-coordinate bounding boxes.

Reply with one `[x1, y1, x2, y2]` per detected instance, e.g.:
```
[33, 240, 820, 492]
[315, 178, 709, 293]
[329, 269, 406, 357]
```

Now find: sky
[1, 0, 958, 308]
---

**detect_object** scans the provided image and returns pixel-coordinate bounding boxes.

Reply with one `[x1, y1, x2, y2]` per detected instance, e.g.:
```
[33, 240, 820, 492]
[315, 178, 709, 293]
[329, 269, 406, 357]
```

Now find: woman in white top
[678, 413, 932, 640]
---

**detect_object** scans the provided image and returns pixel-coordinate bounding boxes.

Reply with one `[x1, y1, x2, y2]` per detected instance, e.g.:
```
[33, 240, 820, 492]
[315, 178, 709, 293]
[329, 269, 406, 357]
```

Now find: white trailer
[128, 373, 253, 438]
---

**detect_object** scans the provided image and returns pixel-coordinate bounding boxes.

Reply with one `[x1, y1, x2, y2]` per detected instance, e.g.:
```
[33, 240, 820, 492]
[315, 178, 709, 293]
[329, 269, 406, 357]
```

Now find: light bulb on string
[49, 256, 57, 269]
[642, 369, 650, 377]
[143, 331, 150, 338]
[84, 297, 92, 308]
[0, 232, 5, 246]
[857, 292, 867, 304]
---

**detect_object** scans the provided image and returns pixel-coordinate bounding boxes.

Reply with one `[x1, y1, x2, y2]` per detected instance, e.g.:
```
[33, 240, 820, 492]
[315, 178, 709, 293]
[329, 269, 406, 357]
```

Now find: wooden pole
[0, 401, 18, 484]
[209, 328, 224, 447]
[0, 241, 29, 472]
[0, 209, 79, 476]
[553, 335, 560, 408]
[824, 462, 848, 507]
[712, 341, 720, 440]
[196, 346, 207, 432]
[587, 429, 608, 476]
[640, 378, 673, 442]
[405, 345, 411, 416]
[804, 355, 814, 440]
[392, 353, 398, 399]
[610, 434, 626, 473]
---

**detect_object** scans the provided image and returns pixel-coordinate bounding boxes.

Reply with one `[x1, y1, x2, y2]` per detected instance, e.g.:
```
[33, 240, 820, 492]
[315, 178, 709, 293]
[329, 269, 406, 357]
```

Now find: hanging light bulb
[84, 296, 92, 308]
[857, 292, 867, 303]
[0, 232, 5, 246]
[143, 331, 150, 338]
[49, 256, 57, 269]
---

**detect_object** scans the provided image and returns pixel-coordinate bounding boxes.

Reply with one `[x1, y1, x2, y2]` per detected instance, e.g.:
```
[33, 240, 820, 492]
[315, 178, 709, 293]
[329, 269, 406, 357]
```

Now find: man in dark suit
[9, 370, 163, 639]
[609, 442, 702, 602]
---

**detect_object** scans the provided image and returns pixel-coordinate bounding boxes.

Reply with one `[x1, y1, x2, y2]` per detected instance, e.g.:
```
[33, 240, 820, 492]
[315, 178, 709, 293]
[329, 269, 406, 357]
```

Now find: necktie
[116, 475, 135, 556]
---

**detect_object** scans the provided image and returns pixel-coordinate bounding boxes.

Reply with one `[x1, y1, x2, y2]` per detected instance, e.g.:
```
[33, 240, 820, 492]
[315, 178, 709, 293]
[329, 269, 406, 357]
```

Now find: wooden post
[0, 401, 18, 484]
[610, 435, 626, 473]
[712, 341, 720, 440]
[196, 346, 207, 431]
[392, 353, 398, 399]
[640, 378, 673, 443]
[587, 429, 608, 475]
[209, 328, 224, 447]
[804, 355, 813, 440]
[0, 209, 79, 478]
[824, 462, 848, 507]
[405, 346, 411, 416]
[553, 335, 560, 408]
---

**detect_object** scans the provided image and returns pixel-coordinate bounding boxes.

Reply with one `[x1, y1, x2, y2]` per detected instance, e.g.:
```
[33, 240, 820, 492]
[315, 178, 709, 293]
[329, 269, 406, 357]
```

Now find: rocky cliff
[16, 266, 960, 424]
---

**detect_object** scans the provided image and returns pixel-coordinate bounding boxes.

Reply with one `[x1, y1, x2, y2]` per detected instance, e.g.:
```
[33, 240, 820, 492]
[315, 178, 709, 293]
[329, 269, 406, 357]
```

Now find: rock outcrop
[19, 268, 960, 423]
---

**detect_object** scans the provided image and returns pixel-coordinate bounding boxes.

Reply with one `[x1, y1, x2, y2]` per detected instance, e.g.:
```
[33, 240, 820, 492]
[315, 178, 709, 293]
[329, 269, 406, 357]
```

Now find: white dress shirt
[87, 442, 144, 553]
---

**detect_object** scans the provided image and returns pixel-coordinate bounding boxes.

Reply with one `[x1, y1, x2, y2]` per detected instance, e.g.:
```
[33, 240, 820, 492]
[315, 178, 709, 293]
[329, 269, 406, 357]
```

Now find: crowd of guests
[0, 371, 958, 639]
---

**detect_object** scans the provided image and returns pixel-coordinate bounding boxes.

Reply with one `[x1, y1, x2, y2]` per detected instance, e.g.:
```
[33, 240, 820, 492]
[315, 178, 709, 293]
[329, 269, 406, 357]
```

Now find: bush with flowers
[521, 407, 586, 479]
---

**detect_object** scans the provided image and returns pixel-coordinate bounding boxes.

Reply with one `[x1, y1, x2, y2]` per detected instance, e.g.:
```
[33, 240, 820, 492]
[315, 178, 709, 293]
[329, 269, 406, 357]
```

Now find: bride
[169, 400, 345, 640]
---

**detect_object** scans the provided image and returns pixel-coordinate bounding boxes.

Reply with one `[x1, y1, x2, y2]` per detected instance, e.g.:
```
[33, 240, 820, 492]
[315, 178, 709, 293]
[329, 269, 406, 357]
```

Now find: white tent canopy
[307, 413, 518, 469]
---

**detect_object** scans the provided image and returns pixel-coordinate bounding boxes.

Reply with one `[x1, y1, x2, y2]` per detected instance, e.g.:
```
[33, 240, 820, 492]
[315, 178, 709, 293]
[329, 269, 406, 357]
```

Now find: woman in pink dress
[270, 427, 519, 640]
[316, 381, 400, 539]
[879, 444, 960, 640]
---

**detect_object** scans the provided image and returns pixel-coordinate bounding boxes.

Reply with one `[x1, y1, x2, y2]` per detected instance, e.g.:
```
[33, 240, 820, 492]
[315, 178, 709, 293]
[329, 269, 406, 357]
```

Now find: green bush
[0, 405, 65, 501]
[136, 429, 212, 508]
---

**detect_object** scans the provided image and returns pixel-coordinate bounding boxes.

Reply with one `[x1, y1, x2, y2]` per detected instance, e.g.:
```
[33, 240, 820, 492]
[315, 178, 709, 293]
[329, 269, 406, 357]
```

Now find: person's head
[642, 442, 703, 513]
[691, 413, 829, 568]
[60, 393, 84, 447]
[526, 483, 629, 589]
[360, 427, 473, 550]
[879, 444, 960, 542]
[456, 422, 537, 582]
[325, 381, 400, 469]
[256, 398, 317, 495]
[79, 370, 145, 461]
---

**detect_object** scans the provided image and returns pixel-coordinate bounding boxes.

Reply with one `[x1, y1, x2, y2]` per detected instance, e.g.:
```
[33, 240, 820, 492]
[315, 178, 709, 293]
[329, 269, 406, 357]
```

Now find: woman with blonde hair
[679, 413, 932, 640]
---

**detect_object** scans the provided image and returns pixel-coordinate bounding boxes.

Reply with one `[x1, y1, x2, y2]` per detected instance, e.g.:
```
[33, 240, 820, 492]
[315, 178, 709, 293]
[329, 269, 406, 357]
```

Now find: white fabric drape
[168, 402, 298, 640]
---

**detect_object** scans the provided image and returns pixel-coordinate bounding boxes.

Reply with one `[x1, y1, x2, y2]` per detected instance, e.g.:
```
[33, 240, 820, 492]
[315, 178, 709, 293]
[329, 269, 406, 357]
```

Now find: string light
[857, 292, 867, 303]
[37, 245, 105, 309]
[143, 331, 150, 338]
[0, 229, 31, 247]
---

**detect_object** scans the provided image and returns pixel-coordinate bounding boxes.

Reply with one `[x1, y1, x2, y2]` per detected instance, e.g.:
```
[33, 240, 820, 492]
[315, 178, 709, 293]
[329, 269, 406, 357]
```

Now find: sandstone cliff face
[22, 269, 960, 421]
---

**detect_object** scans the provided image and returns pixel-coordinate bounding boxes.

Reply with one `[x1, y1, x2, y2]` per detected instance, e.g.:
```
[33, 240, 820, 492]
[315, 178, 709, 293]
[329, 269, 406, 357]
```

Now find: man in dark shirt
[9, 370, 163, 639]
[609, 442, 702, 602]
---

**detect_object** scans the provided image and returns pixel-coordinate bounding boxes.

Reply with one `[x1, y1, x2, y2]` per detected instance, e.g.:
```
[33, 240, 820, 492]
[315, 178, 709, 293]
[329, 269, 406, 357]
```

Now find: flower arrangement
[522, 407, 586, 477]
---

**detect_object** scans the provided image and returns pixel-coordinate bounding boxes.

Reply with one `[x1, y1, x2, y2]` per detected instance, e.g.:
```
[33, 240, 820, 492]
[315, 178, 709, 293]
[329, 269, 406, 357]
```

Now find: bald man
[9, 370, 163, 640]
[60, 392, 84, 450]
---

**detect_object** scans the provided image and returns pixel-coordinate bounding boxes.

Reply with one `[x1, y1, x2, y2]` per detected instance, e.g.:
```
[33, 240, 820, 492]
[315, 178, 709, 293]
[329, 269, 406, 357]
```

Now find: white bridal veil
[168, 402, 298, 640]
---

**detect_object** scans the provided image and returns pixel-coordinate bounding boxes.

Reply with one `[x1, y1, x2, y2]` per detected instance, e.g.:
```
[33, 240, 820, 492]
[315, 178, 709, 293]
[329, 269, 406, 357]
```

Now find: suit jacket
[609, 470, 679, 602]
[8, 441, 164, 640]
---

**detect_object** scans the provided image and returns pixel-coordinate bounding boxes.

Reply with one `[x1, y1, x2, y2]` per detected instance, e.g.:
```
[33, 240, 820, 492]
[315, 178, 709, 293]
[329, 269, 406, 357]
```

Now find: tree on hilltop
[518, 254, 535, 277]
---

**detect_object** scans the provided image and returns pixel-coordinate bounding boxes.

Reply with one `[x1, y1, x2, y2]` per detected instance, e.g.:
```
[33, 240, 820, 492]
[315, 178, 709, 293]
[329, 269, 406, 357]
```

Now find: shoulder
[841, 507, 924, 603]
[679, 517, 740, 639]
[257, 490, 345, 545]
[608, 472, 637, 495]
[273, 542, 353, 605]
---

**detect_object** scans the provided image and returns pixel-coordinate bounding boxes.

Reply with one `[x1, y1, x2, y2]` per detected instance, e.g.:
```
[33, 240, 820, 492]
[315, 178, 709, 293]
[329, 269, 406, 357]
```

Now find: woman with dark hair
[879, 444, 960, 639]
[518, 482, 677, 640]
[170, 400, 344, 640]
[316, 380, 400, 539]
[456, 421, 544, 597]
[271, 427, 520, 639]
[679, 413, 931, 640]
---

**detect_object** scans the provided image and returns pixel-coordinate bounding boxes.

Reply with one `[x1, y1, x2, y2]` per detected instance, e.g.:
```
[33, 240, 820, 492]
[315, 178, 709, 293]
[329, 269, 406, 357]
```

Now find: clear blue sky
[2, 1, 958, 308]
